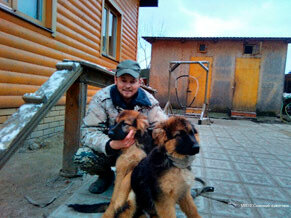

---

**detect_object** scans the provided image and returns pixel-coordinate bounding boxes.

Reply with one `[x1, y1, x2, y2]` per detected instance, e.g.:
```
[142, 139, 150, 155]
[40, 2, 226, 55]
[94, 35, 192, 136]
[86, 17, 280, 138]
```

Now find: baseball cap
[116, 60, 141, 78]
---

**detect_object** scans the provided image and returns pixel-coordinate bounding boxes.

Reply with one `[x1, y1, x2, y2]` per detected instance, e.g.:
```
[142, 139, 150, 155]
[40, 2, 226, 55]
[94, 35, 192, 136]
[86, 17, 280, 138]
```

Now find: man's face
[115, 74, 141, 100]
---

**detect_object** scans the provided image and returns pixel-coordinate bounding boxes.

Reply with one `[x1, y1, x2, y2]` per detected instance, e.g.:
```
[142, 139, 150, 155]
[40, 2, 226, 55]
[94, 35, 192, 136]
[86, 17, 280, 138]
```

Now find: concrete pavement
[49, 118, 291, 218]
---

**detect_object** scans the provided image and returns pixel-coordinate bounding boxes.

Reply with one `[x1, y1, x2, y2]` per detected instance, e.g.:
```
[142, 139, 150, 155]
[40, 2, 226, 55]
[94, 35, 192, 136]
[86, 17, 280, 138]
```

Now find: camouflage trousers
[74, 147, 119, 175]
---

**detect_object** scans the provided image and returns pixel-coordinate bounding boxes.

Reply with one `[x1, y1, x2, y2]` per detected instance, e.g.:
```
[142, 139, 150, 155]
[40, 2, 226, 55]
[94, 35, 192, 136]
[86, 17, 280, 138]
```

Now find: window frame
[0, 0, 11, 7]
[197, 43, 207, 53]
[243, 42, 262, 55]
[101, 0, 122, 62]
[0, 0, 56, 34]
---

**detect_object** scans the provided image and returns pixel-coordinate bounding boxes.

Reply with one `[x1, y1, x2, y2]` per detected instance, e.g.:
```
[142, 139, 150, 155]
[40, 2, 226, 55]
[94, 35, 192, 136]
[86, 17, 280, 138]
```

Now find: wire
[175, 75, 199, 109]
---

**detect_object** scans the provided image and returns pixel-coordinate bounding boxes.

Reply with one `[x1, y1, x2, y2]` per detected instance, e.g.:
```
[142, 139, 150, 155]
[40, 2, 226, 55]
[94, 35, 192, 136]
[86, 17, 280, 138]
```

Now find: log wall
[0, 0, 139, 110]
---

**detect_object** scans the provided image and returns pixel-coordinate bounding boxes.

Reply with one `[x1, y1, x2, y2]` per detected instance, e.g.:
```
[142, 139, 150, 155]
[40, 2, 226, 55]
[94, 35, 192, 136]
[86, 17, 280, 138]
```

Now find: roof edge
[142, 36, 291, 44]
[139, 0, 158, 7]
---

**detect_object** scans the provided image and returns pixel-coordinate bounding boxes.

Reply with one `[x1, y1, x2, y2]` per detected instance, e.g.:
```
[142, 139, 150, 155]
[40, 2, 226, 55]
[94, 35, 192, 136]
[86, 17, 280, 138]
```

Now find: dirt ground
[0, 133, 85, 218]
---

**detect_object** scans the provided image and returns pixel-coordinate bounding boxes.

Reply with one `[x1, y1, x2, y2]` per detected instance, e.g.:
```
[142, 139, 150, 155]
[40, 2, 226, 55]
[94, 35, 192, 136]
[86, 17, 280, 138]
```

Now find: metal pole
[165, 60, 211, 125]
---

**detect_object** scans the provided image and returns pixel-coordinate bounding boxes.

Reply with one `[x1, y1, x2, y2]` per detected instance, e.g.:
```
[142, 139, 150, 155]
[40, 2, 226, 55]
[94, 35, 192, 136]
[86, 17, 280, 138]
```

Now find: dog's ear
[136, 114, 149, 135]
[152, 125, 167, 146]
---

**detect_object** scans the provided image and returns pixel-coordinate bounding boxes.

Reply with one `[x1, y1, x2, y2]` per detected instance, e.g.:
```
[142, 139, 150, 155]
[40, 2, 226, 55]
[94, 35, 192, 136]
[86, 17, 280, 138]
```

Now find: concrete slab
[49, 175, 111, 218]
[49, 118, 291, 218]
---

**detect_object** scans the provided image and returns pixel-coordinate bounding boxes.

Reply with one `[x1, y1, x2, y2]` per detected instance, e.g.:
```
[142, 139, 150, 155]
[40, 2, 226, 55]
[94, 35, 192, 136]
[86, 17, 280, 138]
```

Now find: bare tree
[138, 19, 166, 69]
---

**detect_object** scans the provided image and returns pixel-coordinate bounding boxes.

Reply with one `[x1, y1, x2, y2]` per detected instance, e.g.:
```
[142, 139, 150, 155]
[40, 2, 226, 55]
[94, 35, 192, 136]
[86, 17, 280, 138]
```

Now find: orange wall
[0, 0, 139, 108]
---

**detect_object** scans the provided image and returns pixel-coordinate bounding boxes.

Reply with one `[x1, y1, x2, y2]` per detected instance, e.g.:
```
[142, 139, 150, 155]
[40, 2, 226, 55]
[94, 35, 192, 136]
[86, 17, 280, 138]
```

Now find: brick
[0, 116, 8, 124]
[30, 130, 44, 138]
[59, 120, 65, 126]
[49, 121, 59, 128]
[44, 128, 54, 136]
[55, 126, 64, 133]
[48, 111, 59, 117]
[54, 115, 64, 122]
[0, 108, 17, 116]
[40, 123, 49, 130]
[53, 115, 63, 122]
[43, 117, 54, 123]
[54, 105, 64, 111]
[59, 110, 65, 115]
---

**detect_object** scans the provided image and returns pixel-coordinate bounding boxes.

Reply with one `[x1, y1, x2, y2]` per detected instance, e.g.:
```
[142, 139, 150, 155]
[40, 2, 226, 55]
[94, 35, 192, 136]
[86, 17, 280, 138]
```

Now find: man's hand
[109, 130, 135, 150]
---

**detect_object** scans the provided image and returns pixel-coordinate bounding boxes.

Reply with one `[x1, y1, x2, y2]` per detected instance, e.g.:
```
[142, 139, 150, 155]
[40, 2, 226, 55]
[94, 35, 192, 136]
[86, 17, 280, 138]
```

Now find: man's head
[114, 60, 142, 101]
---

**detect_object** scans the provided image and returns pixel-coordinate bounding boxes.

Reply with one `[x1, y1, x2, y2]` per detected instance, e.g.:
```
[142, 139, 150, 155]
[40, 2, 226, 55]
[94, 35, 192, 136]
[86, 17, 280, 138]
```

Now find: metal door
[232, 58, 260, 112]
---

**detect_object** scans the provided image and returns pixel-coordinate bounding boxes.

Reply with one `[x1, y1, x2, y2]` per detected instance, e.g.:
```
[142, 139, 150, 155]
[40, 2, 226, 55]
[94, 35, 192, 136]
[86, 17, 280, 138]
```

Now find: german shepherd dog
[115, 116, 201, 218]
[102, 110, 152, 218]
[69, 110, 152, 216]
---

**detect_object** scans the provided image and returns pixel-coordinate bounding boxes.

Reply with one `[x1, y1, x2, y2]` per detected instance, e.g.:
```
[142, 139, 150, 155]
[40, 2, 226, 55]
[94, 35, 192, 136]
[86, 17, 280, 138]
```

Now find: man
[74, 60, 167, 194]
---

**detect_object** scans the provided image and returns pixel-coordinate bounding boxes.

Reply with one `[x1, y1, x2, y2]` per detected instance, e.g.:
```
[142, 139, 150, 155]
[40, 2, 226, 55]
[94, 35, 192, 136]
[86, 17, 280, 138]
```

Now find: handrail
[0, 60, 115, 173]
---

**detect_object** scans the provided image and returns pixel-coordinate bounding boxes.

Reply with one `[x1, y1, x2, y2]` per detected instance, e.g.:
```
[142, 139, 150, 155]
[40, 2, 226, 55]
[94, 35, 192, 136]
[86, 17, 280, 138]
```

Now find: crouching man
[74, 60, 167, 194]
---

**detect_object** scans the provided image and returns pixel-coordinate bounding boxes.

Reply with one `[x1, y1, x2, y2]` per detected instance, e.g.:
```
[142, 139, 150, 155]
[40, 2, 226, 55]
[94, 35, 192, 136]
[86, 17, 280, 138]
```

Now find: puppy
[115, 116, 201, 218]
[69, 110, 152, 216]
[102, 110, 151, 218]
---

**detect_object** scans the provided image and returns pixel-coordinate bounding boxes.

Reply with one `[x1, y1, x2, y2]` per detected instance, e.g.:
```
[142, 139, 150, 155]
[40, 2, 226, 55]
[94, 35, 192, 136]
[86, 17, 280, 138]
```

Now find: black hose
[175, 75, 199, 109]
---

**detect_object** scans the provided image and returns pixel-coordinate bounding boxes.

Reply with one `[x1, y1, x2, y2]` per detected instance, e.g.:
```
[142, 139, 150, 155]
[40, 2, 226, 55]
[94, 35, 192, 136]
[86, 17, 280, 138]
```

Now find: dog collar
[166, 153, 195, 169]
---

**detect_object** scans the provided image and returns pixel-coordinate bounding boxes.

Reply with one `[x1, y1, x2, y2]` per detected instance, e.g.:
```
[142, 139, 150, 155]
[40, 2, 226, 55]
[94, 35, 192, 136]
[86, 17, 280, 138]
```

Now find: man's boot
[89, 169, 115, 194]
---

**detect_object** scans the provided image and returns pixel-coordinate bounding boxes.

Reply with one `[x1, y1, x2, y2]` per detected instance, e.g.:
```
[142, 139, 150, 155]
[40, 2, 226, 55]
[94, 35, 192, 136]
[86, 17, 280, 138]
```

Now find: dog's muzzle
[108, 121, 128, 140]
[176, 134, 200, 155]
[191, 144, 200, 155]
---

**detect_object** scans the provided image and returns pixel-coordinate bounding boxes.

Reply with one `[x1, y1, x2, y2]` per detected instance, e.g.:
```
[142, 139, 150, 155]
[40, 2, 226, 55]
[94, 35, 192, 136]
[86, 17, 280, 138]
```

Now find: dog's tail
[68, 202, 110, 213]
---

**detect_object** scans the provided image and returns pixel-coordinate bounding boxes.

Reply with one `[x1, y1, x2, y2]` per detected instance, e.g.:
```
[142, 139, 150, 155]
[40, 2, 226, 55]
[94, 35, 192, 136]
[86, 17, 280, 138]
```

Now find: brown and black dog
[115, 116, 201, 218]
[102, 110, 152, 218]
[69, 110, 153, 215]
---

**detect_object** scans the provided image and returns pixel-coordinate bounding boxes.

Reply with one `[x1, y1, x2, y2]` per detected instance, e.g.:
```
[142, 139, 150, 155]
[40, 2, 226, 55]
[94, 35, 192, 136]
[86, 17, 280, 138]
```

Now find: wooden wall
[0, 0, 139, 108]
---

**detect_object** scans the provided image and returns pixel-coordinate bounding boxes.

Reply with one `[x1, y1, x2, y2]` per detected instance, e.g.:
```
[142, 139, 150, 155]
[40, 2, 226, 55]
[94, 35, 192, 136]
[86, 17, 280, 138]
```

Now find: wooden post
[60, 80, 87, 177]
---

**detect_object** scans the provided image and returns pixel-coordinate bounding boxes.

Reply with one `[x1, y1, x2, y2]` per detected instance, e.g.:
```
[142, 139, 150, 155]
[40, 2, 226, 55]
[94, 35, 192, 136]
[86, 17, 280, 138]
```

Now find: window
[243, 43, 261, 55]
[244, 45, 253, 54]
[102, 1, 121, 60]
[0, 0, 56, 31]
[198, 43, 207, 53]
[18, 0, 44, 22]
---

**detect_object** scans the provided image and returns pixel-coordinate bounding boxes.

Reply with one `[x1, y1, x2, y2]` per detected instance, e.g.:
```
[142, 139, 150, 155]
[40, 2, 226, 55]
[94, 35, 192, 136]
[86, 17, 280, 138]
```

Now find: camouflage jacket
[80, 84, 168, 155]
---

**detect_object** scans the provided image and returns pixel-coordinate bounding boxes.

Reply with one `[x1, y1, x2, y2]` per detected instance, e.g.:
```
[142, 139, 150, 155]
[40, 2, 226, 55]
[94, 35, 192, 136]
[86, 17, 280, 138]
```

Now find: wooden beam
[60, 80, 87, 177]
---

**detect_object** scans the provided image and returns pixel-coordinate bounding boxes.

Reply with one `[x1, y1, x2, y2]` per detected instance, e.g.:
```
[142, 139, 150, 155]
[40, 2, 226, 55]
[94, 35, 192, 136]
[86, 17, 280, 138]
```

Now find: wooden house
[143, 36, 291, 117]
[0, 0, 157, 139]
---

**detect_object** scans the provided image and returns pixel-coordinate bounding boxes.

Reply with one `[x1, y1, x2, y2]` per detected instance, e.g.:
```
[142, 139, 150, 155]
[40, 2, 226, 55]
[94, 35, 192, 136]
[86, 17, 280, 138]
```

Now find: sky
[138, 0, 291, 73]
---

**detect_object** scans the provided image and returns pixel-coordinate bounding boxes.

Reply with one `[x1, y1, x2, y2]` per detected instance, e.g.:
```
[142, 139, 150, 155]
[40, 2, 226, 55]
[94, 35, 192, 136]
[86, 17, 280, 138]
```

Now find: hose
[280, 102, 291, 122]
[285, 102, 291, 119]
[175, 75, 199, 109]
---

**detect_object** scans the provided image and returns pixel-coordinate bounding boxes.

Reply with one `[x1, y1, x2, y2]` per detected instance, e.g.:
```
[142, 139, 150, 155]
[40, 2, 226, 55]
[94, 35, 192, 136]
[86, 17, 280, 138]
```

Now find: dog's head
[152, 116, 200, 159]
[108, 110, 149, 141]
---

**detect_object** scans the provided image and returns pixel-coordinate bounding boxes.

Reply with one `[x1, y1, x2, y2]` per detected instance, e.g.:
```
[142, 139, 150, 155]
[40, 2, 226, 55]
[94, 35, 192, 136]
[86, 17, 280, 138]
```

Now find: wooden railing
[0, 60, 114, 177]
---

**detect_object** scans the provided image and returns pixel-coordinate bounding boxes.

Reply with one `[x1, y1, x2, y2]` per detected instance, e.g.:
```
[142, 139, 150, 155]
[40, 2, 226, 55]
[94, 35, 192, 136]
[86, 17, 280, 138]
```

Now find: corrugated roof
[142, 36, 291, 43]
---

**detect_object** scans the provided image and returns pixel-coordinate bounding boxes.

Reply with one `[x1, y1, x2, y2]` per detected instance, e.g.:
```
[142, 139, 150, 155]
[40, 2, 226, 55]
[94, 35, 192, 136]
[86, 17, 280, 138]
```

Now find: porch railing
[0, 60, 114, 177]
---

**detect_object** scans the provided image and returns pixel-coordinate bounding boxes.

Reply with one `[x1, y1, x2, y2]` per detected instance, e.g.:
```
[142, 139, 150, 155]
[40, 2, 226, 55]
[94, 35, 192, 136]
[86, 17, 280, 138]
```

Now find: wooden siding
[0, 0, 139, 108]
